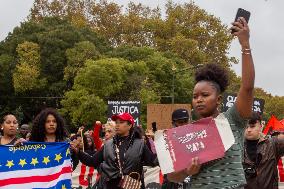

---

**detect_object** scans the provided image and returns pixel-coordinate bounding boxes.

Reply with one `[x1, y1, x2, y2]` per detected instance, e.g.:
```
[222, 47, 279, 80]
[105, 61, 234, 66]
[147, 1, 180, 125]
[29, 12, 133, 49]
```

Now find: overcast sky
[1, 0, 283, 96]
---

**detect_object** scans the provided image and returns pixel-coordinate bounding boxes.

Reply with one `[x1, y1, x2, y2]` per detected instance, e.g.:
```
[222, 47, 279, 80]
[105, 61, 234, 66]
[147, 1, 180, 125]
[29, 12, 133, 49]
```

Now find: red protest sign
[155, 115, 234, 174]
[166, 118, 225, 172]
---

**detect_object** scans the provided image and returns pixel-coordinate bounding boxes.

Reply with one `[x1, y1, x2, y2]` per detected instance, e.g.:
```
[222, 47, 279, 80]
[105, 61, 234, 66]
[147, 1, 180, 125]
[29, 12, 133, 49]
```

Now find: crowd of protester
[1, 17, 284, 189]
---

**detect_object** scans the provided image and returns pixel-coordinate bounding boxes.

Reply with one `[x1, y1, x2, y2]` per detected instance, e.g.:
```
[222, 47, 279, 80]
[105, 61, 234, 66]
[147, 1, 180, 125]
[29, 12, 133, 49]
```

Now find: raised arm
[92, 121, 103, 150]
[231, 17, 255, 118]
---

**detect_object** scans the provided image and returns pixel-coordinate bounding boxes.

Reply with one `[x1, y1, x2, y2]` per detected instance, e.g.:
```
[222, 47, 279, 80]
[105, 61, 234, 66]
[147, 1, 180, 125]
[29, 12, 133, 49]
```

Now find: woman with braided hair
[70, 113, 158, 189]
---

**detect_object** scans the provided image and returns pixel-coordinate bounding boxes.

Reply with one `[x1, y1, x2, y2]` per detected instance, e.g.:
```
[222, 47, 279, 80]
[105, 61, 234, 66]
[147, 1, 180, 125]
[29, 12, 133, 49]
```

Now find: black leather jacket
[78, 136, 158, 189]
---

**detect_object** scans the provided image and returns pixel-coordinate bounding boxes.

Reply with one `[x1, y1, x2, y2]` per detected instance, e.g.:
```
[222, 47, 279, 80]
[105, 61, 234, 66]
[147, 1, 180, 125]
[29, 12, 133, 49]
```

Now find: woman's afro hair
[195, 64, 229, 93]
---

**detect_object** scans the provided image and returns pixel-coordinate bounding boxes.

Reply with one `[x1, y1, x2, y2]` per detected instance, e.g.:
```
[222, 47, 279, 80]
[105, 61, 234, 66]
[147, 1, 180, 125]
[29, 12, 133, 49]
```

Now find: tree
[61, 58, 148, 125]
[29, 0, 91, 27]
[60, 48, 195, 126]
[28, 0, 233, 69]
[1, 0, 281, 127]
[13, 41, 47, 93]
[64, 41, 100, 86]
[0, 17, 110, 124]
[0, 54, 15, 95]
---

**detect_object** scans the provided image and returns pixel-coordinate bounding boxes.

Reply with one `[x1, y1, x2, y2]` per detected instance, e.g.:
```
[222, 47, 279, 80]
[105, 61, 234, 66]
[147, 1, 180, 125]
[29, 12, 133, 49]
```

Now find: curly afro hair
[195, 64, 229, 93]
[30, 108, 68, 142]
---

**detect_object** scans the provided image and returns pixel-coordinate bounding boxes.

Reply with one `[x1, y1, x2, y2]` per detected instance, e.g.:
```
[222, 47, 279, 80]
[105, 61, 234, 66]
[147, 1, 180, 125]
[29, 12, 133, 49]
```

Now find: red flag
[263, 115, 284, 135]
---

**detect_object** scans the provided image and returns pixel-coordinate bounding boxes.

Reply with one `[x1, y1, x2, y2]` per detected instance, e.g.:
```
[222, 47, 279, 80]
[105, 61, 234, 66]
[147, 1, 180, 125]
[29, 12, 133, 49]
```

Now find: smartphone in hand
[231, 8, 251, 34]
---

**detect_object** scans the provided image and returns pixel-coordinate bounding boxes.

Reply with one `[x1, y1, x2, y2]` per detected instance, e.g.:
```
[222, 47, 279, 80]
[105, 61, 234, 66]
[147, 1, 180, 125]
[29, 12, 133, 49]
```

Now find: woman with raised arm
[167, 17, 255, 189]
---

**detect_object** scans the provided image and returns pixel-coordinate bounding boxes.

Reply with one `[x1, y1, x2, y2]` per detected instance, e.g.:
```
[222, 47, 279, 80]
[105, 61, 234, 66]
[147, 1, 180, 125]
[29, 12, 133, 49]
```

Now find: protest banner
[108, 101, 140, 126]
[222, 93, 265, 114]
[143, 166, 163, 189]
[154, 114, 234, 174]
[72, 162, 99, 189]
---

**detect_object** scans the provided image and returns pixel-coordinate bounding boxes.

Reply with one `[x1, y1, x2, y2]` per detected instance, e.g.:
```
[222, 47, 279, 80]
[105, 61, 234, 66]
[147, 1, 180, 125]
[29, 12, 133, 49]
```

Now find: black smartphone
[232, 8, 251, 33]
[151, 122, 157, 133]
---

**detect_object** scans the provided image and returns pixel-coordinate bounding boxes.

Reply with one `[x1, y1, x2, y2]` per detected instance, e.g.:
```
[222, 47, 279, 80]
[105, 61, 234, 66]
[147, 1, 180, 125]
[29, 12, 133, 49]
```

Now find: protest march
[1, 0, 284, 189]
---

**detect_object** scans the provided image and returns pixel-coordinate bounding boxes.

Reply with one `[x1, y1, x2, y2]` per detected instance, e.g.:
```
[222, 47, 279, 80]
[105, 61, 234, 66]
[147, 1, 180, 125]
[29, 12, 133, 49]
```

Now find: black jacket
[243, 137, 284, 189]
[78, 136, 158, 189]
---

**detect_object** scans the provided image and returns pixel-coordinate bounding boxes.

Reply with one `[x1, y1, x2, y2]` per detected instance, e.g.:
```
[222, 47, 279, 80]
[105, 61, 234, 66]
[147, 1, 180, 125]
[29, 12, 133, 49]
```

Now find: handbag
[115, 143, 142, 189]
[119, 172, 141, 189]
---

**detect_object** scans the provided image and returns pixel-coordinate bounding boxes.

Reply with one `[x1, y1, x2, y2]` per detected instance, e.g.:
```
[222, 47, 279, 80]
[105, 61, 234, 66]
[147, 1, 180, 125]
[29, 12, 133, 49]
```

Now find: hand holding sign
[185, 157, 201, 176]
[154, 114, 235, 174]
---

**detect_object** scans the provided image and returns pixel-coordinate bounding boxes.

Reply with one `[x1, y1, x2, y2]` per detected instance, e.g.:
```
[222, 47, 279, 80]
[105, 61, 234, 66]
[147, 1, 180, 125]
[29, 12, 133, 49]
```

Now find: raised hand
[231, 17, 250, 48]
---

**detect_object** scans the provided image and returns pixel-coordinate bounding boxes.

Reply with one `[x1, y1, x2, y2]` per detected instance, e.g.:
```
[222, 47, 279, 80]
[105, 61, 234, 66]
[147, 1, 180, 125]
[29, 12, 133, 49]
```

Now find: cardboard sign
[147, 104, 192, 130]
[154, 114, 234, 174]
[107, 101, 140, 126]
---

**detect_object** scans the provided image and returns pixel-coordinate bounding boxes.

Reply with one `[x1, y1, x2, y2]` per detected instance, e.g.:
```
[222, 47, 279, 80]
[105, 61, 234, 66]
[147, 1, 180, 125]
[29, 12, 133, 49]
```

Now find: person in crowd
[271, 128, 284, 188]
[243, 113, 284, 189]
[70, 133, 76, 138]
[25, 132, 31, 141]
[104, 121, 116, 142]
[167, 17, 255, 189]
[29, 108, 68, 142]
[92, 121, 116, 151]
[19, 124, 30, 139]
[71, 132, 97, 170]
[271, 129, 284, 140]
[136, 126, 155, 154]
[71, 113, 158, 189]
[73, 126, 97, 154]
[163, 109, 190, 189]
[172, 109, 190, 128]
[86, 135, 96, 154]
[144, 129, 156, 154]
[0, 113, 19, 145]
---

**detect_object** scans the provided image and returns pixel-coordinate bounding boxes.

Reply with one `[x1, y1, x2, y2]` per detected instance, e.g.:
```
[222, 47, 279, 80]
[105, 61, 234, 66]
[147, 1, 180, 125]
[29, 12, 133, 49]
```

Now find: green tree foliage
[0, 17, 110, 123]
[64, 41, 101, 86]
[28, 0, 234, 67]
[13, 41, 47, 93]
[1, 0, 282, 127]
[61, 58, 147, 124]
[61, 48, 195, 125]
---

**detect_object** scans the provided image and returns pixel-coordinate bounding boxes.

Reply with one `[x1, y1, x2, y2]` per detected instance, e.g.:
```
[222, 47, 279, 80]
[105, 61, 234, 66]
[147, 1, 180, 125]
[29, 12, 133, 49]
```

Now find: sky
[0, 0, 283, 96]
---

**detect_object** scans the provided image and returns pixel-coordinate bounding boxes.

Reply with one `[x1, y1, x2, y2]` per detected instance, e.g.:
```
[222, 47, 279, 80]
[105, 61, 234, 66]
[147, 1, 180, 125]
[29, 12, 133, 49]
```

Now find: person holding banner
[0, 113, 19, 145]
[162, 109, 191, 189]
[168, 17, 255, 189]
[29, 108, 69, 142]
[71, 112, 158, 189]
